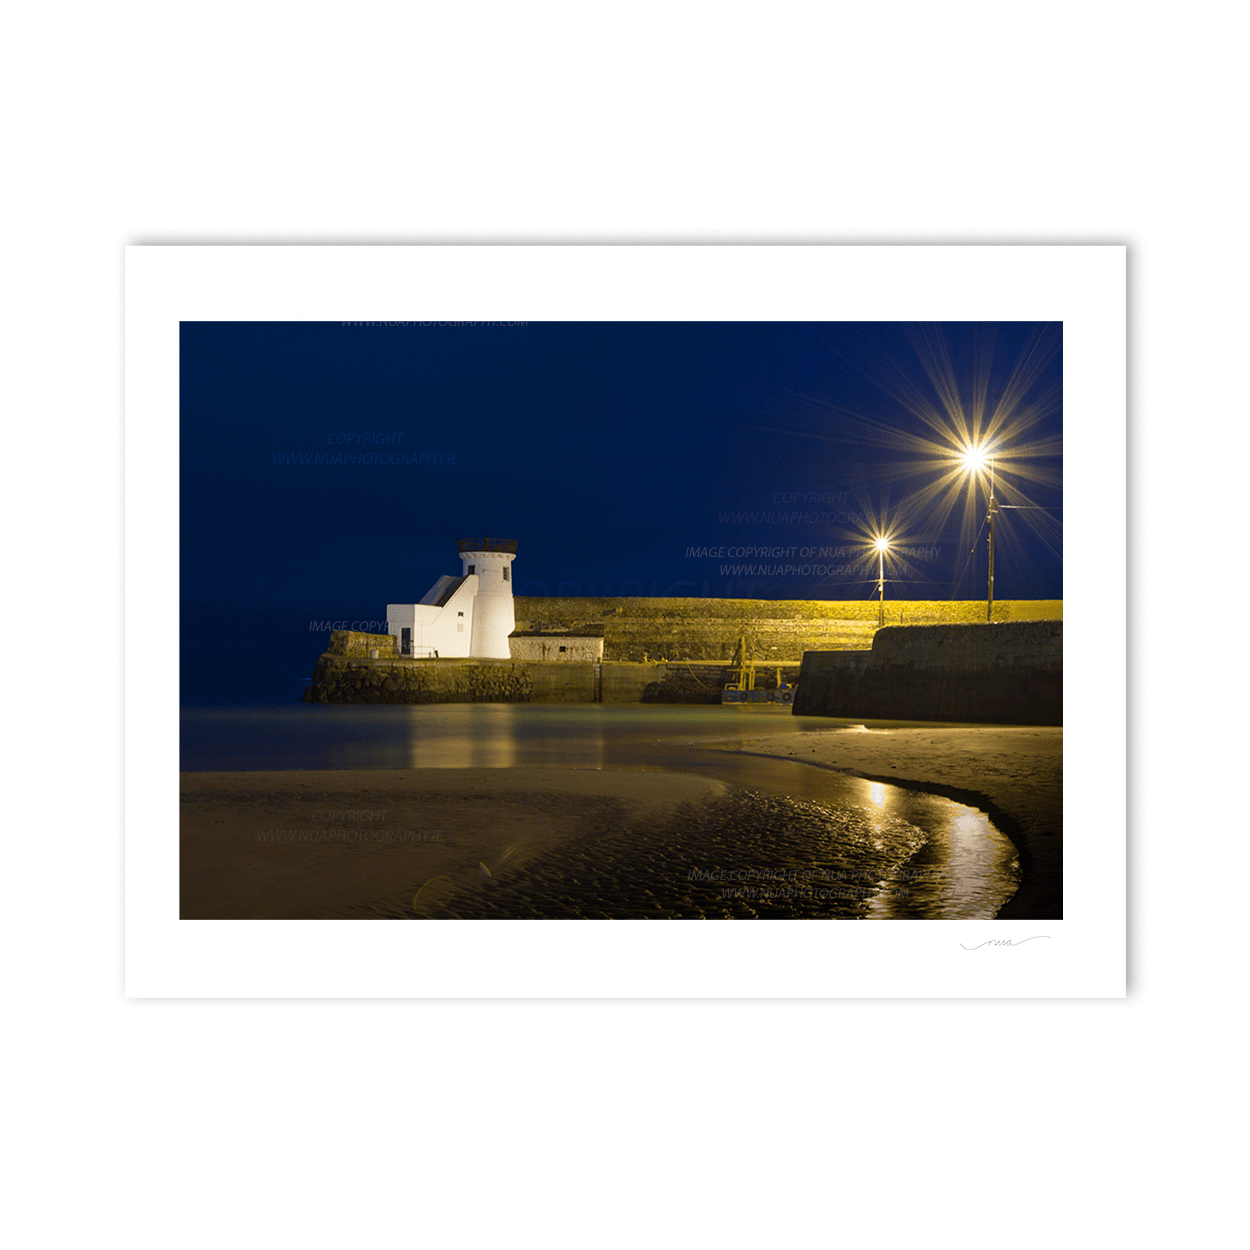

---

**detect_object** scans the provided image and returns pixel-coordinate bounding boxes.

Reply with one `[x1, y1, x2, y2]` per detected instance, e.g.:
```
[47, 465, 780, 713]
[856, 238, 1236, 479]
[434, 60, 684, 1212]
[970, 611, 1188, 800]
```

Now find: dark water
[181, 704, 1020, 919]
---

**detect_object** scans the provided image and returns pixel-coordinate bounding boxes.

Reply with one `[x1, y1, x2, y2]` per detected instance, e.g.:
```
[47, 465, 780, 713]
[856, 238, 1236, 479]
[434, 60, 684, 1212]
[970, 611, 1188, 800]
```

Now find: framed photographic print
[126, 244, 1124, 997]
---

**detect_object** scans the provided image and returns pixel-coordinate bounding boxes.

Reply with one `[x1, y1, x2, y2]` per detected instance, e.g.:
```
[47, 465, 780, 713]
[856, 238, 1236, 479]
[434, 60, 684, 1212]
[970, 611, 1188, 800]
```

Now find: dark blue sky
[181, 321, 1062, 702]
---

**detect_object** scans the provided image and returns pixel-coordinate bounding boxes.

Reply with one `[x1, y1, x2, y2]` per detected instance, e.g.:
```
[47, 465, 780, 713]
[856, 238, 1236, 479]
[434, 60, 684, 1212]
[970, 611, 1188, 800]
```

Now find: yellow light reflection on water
[934, 804, 1019, 918]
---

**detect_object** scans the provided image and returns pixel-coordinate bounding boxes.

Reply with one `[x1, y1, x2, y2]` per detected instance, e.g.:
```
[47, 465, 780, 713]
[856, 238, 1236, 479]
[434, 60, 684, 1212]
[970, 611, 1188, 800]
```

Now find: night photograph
[179, 319, 1062, 921]
[21, 5, 1237, 1243]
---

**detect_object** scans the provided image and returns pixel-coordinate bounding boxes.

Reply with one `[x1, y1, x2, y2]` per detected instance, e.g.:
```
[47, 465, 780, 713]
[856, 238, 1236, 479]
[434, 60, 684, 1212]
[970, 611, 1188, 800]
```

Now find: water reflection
[397, 704, 611, 769]
[181, 703, 1020, 918]
[864, 795, 1020, 920]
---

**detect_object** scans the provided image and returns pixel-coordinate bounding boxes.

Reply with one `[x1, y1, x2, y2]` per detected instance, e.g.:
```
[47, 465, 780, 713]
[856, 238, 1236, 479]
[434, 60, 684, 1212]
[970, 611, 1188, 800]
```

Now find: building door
[401, 627, 411, 656]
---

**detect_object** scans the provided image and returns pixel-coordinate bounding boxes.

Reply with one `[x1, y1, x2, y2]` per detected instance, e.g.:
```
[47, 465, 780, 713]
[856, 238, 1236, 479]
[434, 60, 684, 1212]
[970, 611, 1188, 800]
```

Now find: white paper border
[125, 245, 1124, 998]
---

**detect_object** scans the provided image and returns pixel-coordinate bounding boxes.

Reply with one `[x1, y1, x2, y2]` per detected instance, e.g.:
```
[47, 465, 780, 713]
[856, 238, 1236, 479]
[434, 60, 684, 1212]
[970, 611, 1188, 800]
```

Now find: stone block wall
[792, 621, 1061, 725]
[512, 597, 1061, 663]
[870, 620, 1063, 668]
[304, 656, 532, 704]
[301, 654, 801, 706]
[325, 630, 398, 658]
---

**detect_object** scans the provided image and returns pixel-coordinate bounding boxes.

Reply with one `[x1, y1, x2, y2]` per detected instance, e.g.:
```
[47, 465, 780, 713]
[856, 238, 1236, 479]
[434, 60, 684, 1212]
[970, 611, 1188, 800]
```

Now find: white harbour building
[387, 538, 517, 659]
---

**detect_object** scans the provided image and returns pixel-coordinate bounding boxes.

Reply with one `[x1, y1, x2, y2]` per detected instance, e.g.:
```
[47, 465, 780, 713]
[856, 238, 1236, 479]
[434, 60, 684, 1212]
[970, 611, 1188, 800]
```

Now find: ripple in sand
[344, 787, 929, 920]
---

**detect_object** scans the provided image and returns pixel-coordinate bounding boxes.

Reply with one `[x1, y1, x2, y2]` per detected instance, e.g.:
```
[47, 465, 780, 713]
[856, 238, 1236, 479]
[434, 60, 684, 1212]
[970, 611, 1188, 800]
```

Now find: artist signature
[960, 936, 1051, 950]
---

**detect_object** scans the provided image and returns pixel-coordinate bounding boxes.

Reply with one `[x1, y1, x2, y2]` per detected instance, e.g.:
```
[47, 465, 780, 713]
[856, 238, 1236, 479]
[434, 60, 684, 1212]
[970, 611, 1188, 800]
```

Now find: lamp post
[874, 535, 891, 628]
[962, 444, 999, 622]
[987, 456, 998, 622]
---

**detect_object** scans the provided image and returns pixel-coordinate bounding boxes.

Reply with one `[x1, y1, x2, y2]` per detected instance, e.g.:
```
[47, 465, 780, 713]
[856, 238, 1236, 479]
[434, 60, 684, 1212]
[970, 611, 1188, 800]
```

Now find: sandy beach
[711, 724, 1062, 919]
[182, 723, 1059, 919]
[181, 761, 956, 920]
[182, 767, 731, 919]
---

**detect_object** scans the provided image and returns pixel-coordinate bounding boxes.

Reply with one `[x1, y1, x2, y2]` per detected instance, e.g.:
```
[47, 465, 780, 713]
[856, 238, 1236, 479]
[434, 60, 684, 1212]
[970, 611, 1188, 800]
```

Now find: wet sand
[180, 766, 930, 920]
[711, 725, 1062, 919]
[182, 768, 726, 919]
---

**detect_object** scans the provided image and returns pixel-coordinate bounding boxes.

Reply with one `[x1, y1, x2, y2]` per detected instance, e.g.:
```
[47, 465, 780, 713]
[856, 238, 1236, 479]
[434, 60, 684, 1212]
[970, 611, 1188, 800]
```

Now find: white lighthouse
[386, 537, 517, 660]
[459, 537, 517, 658]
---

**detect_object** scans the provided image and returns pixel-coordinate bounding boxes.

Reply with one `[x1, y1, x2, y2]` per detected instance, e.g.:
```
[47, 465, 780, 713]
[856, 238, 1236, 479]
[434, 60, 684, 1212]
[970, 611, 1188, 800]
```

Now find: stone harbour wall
[326, 630, 397, 658]
[302, 613, 1061, 712]
[303, 653, 801, 705]
[792, 621, 1062, 725]
[512, 597, 1061, 663]
[305, 655, 532, 704]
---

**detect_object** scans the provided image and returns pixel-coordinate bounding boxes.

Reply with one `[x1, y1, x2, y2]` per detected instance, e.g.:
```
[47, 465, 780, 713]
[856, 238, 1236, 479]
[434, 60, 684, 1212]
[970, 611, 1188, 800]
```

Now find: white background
[126, 244, 1123, 999]
[4, 3, 1246, 1248]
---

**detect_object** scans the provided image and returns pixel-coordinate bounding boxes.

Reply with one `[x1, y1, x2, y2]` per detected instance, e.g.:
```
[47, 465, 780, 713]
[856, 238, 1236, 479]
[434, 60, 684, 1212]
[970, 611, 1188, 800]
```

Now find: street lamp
[961, 443, 999, 621]
[874, 535, 891, 628]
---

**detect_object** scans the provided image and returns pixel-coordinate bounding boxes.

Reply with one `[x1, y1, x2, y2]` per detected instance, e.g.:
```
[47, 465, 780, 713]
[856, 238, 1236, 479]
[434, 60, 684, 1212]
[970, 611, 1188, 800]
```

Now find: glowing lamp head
[962, 444, 990, 472]
[873, 536, 891, 553]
